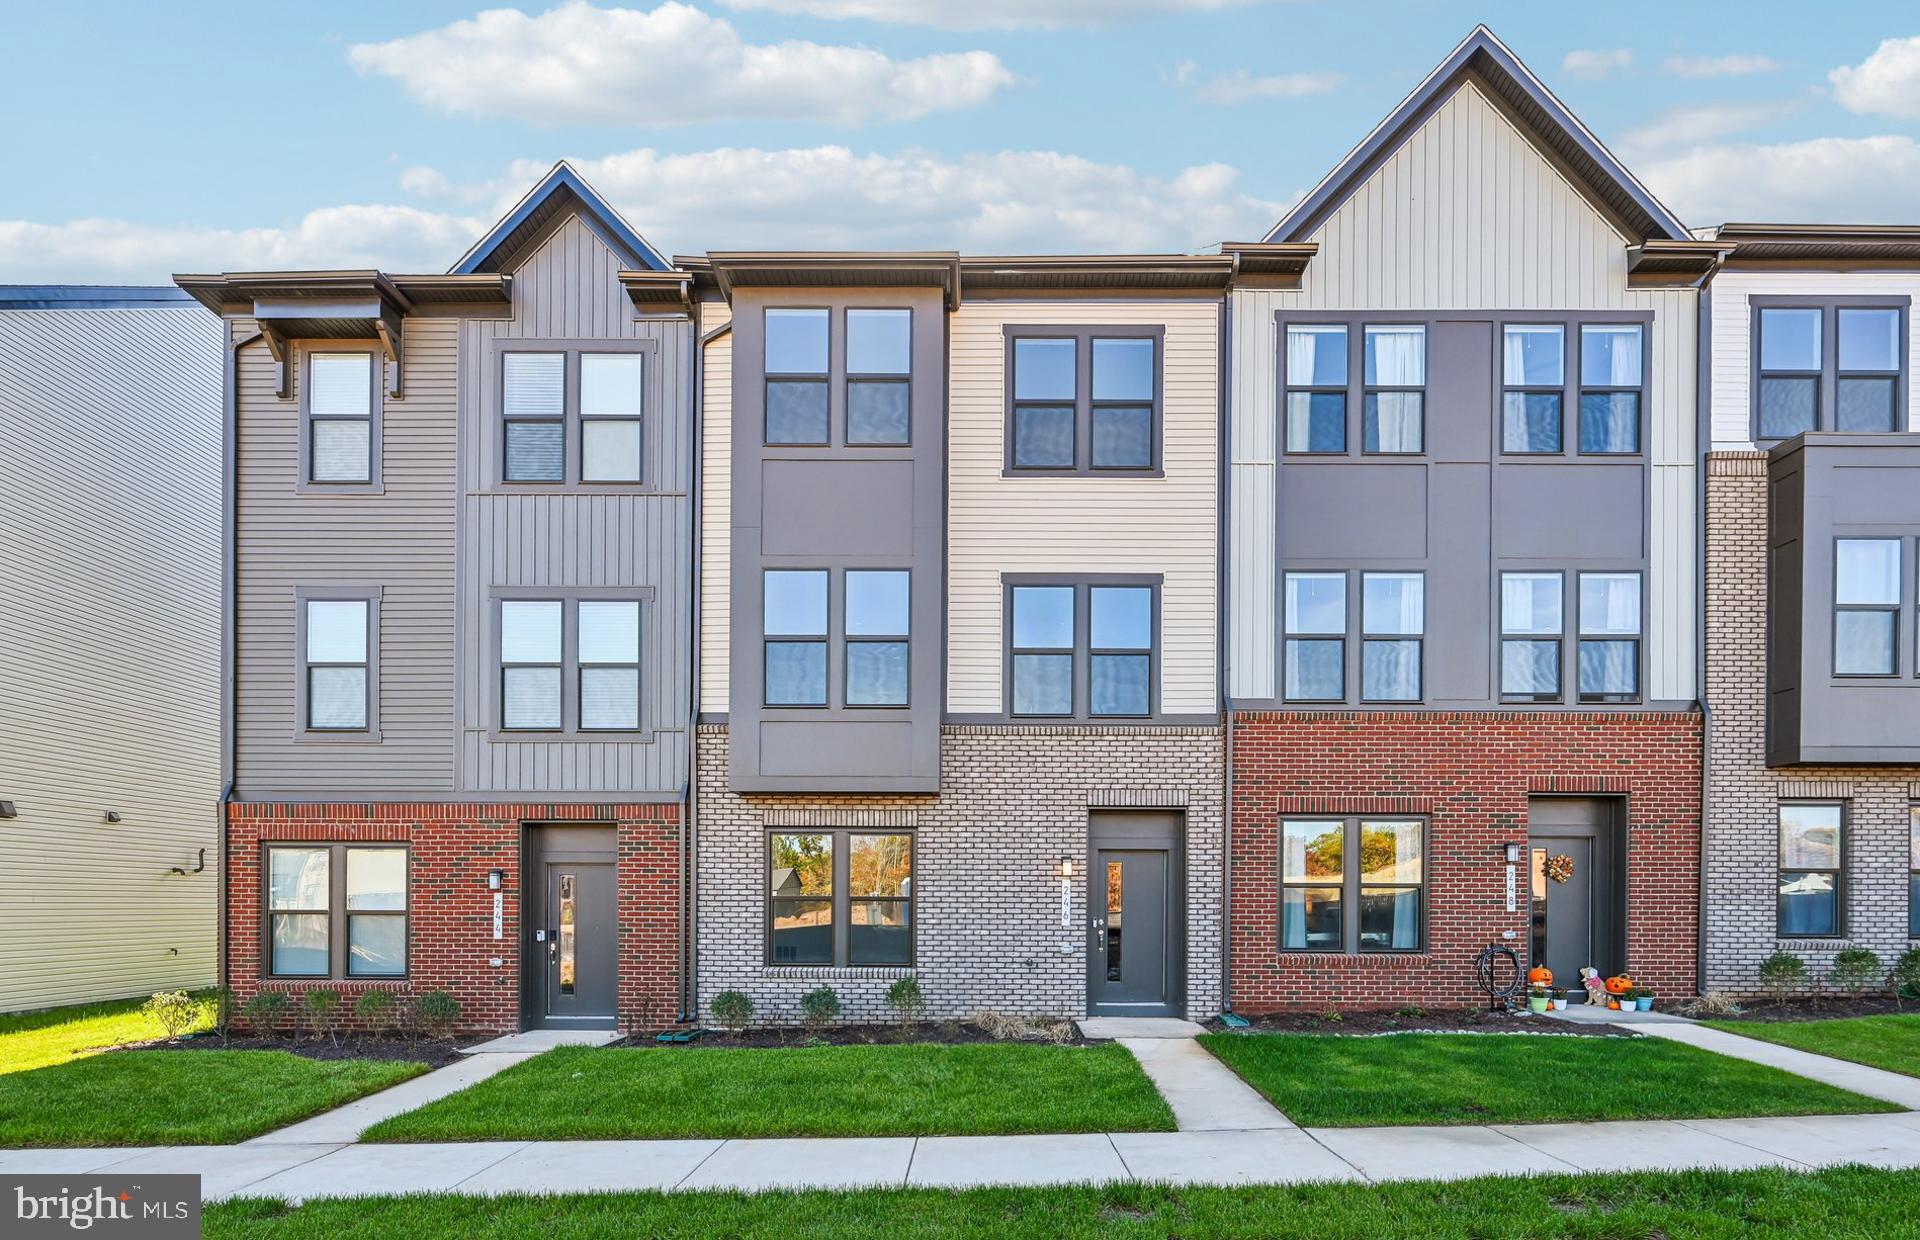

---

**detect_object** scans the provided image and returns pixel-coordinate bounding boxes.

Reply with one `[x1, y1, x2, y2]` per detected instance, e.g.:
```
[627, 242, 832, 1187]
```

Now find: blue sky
[4, 1, 1919, 280]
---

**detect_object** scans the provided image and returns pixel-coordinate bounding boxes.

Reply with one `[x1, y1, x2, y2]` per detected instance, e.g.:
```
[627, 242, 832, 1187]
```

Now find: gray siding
[0, 304, 221, 1010]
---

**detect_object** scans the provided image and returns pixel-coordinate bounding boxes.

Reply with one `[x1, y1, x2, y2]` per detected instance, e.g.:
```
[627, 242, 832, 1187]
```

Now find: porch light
[1058, 857, 1073, 878]
[488, 869, 504, 890]
[1503, 842, 1522, 863]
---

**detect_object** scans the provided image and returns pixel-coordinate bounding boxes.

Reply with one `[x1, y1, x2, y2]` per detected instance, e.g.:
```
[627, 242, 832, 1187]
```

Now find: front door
[524, 826, 617, 1029]
[1086, 811, 1184, 1017]
[1528, 798, 1623, 999]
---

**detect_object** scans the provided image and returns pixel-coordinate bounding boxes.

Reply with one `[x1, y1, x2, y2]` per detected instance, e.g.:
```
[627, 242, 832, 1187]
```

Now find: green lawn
[1197, 1032, 1898, 1127]
[1702, 1013, 1920, 1079]
[0, 1051, 425, 1146]
[364, 1043, 1174, 1142]
[0, 993, 213, 1076]
[205, 1167, 1920, 1240]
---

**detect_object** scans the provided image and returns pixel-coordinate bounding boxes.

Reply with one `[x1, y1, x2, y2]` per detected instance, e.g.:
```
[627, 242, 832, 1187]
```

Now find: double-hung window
[1091, 338, 1155, 468]
[1579, 325, 1643, 453]
[845, 570, 909, 706]
[502, 601, 564, 729]
[764, 570, 829, 706]
[1285, 324, 1347, 453]
[1835, 538, 1901, 676]
[1360, 572, 1423, 701]
[1756, 302, 1907, 439]
[1281, 817, 1424, 953]
[1576, 572, 1641, 702]
[499, 347, 647, 485]
[266, 844, 408, 978]
[1837, 308, 1903, 431]
[1910, 805, 1920, 937]
[768, 830, 913, 966]
[846, 309, 911, 445]
[1778, 804, 1843, 937]
[766, 309, 831, 445]
[504, 353, 567, 481]
[1007, 579, 1157, 718]
[1500, 572, 1564, 701]
[1283, 572, 1346, 702]
[1011, 338, 1076, 468]
[303, 599, 370, 731]
[1090, 585, 1153, 715]
[1363, 326, 1425, 453]
[1757, 307, 1821, 439]
[580, 354, 644, 481]
[1007, 328, 1160, 472]
[500, 599, 642, 732]
[1503, 325, 1565, 453]
[306, 351, 377, 484]
[578, 601, 641, 730]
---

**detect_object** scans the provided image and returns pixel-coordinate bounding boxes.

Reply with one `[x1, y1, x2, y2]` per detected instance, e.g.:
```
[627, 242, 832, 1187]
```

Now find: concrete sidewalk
[8, 1111, 1917, 1201]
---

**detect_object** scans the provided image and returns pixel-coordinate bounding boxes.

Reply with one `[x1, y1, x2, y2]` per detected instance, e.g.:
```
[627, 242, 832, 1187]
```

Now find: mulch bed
[614, 1020, 1084, 1049]
[1206, 1007, 1629, 1037]
[1689, 996, 1919, 1024]
[128, 1034, 483, 1068]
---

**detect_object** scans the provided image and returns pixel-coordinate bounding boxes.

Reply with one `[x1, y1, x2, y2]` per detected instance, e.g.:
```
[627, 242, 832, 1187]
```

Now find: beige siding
[699, 303, 733, 715]
[234, 317, 458, 798]
[949, 300, 1220, 714]
[1708, 269, 1920, 450]
[0, 306, 221, 1010]
[1229, 79, 1699, 703]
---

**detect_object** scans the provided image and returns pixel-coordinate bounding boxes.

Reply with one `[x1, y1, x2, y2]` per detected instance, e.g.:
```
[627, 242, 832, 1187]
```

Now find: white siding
[1708, 269, 1920, 451]
[699, 302, 733, 714]
[0, 306, 222, 1010]
[949, 300, 1219, 714]
[1229, 79, 1699, 703]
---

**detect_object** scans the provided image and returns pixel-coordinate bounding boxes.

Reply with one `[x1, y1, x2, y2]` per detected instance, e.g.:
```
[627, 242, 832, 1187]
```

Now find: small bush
[798, 986, 840, 1031]
[1829, 947, 1883, 1000]
[302, 990, 341, 1043]
[242, 990, 289, 1036]
[1679, 991, 1745, 1017]
[416, 990, 461, 1041]
[1318, 1005, 1344, 1024]
[885, 977, 926, 1029]
[207, 986, 236, 1046]
[354, 990, 399, 1038]
[976, 1010, 1076, 1044]
[1758, 950, 1809, 1006]
[710, 989, 755, 1034]
[1891, 948, 1920, 1005]
[142, 990, 200, 1041]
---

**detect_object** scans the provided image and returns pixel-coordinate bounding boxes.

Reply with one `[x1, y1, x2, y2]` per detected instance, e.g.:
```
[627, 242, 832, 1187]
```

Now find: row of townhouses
[12, 26, 1918, 1028]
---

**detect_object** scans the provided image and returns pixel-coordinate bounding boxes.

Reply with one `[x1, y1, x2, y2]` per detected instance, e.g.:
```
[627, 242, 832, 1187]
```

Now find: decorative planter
[1528, 995, 1549, 1013]
[1552, 997, 1568, 1011]
[1636, 997, 1654, 1011]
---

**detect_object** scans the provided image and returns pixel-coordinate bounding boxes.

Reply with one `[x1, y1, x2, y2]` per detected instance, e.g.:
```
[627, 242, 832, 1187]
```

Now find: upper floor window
[1580, 325, 1643, 453]
[1361, 572, 1423, 701]
[1835, 538, 1901, 676]
[1007, 327, 1160, 473]
[1007, 579, 1156, 718]
[1500, 572, 1564, 702]
[267, 844, 408, 978]
[1281, 570, 1424, 703]
[499, 598, 642, 732]
[1283, 572, 1346, 702]
[1577, 572, 1641, 703]
[502, 348, 645, 484]
[764, 569, 828, 706]
[1755, 302, 1907, 441]
[1281, 817, 1424, 954]
[1285, 324, 1347, 453]
[304, 599, 369, 731]
[1778, 803, 1843, 937]
[1503, 325, 1564, 453]
[1363, 326, 1425, 453]
[765, 309, 830, 445]
[304, 351, 379, 486]
[845, 570, 910, 706]
[846, 309, 911, 445]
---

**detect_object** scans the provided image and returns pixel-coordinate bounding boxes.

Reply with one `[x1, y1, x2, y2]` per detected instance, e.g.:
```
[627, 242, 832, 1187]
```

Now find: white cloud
[1638, 135, 1920, 224]
[1662, 52, 1781, 78]
[1190, 69, 1343, 106]
[717, 0, 1283, 31]
[347, 1, 1014, 127]
[1617, 99, 1804, 156]
[1560, 48, 1632, 81]
[0, 146, 1282, 282]
[1830, 35, 1920, 118]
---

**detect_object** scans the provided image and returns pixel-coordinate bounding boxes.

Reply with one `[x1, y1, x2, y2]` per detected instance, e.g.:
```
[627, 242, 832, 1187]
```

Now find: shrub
[798, 985, 840, 1031]
[416, 990, 461, 1041]
[207, 986, 237, 1045]
[242, 990, 289, 1036]
[1758, 950, 1809, 1006]
[1679, 991, 1745, 1017]
[142, 990, 200, 1041]
[710, 989, 754, 1035]
[1829, 948, 1883, 1000]
[885, 977, 926, 1029]
[354, 990, 399, 1038]
[976, 1010, 1075, 1044]
[302, 990, 341, 1043]
[1892, 948, 1920, 1005]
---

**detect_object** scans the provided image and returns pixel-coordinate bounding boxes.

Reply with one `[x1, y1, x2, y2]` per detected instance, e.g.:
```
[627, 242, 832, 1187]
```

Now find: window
[846, 309, 911, 445]
[1755, 301, 1907, 440]
[1503, 325, 1564, 453]
[580, 354, 643, 481]
[1281, 817, 1423, 954]
[1007, 327, 1160, 472]
[1361, 572, 1423, 701]
[764, 569, 828, 706]
[1580, 325, 1642, 453]
[768, 830, 912, 966]
[1779, 804, 1843, 937]
[304, 599, 369, 731]
[845, 570, 909, 706]
[305, 351, 376, 485]
[501, 601, 563, 729]
[1007, 578, 1158, 718]
[1285, 324, 1347, 453]
[1283, 572, 1346, 702]
[1577, 572, 1641, 702]
[266, 844, 408, 978]
[1835, 538, 1900, 676]
[1910, 805, 1920, 938]
[498, 597, 644, 733]
[1501, 572, 1564, 702]
[765, 308, 830, 445]
[1363, 326, 1425, 453]
[504, 352, 566, 481]
[578, 601, 641, 730]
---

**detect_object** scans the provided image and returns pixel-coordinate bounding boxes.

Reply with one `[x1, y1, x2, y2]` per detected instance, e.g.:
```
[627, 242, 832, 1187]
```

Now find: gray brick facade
[1705, 452, 1920, 994]
[694, 724, 1224, 1024]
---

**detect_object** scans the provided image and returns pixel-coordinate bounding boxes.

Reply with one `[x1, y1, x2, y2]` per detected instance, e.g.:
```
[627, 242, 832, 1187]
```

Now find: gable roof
[1265, 25, 1690, 246]
[450, 161, 672, 275]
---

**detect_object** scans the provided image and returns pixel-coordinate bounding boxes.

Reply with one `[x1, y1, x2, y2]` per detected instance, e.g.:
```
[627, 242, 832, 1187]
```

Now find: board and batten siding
[1229, 79, 1699, 704]
[233, 317, 458, 799]
[1708, 269, 1920, 451]
[0, 305, 221, 1010]
[698, 301, 733, 716]
[948, 300, 1220, 714]
[455, 212, 693, 796]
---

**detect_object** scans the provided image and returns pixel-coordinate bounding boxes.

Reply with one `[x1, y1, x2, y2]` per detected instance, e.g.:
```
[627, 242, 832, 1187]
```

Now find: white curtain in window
[1369, 393, 1422, 452]
[1365, 327, 1425, 385]
[1286, 325, 1345, 386]
[1390, 889, 1419, 949]
[1584, 326, 1642, 386]
[1504, 325, 1563, 386]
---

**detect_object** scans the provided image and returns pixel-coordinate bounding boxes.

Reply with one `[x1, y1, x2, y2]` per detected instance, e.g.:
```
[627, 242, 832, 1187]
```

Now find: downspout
[1694, 284, 1714, 998]
[682, 299, 703, 1025]
[217, 328, 256, 1001]
[1218, 280, 1234, 1015]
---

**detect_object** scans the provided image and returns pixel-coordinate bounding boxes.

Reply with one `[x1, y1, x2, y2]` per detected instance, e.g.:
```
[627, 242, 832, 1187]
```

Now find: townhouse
[1700, 224, 1920, 994]
[0, 285, 222, 1011]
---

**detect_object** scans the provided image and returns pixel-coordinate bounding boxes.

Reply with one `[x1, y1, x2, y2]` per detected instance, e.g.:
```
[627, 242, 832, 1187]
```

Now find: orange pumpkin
[1527, 966, 1553, 986]
[1604, 974, 1634, 995]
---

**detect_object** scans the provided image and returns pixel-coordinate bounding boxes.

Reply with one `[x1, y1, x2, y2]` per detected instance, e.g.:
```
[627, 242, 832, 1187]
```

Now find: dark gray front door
[1089, 848, 1170, 1013]
[524, 825, 618, 1030]
[1528, 798, 1623, 998]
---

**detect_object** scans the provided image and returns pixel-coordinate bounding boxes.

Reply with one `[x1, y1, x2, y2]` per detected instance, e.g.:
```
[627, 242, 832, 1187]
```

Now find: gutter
[681, 302, 703, 1025]
[1694, 287, 1713, 998]
[217, 328, 257, 999]
[1217, 291, 1234, 1015]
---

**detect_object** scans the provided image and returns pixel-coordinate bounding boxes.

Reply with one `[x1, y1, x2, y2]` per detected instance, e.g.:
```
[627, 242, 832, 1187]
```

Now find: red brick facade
[226, 802, 681, 1034]
[1228, 711, 1701, 1011]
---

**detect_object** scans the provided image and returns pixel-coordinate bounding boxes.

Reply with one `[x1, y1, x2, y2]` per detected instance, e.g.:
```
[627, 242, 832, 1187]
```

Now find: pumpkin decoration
[1544, 853, 1575, 884]
[1604, 974, 1634, 996]
[1527, 965, 1554, 986]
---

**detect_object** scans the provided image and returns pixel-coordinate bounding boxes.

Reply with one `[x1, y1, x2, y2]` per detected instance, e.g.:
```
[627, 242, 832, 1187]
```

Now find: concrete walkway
[246, 1052, 538, 1145]
[1098, 1019, 1294, 1132]
[11, 1112, 1919, 1201]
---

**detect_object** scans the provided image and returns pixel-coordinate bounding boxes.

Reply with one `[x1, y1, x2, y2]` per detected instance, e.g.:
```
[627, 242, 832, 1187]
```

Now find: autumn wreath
[1544, 853, 1575, 884]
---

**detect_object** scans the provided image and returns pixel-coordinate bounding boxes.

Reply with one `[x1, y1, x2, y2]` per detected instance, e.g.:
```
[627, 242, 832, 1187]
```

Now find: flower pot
[1552, 997, 1568, 1011]
[1528, 996, 1548, 1013]
[1636, 997, 1654, 1011]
